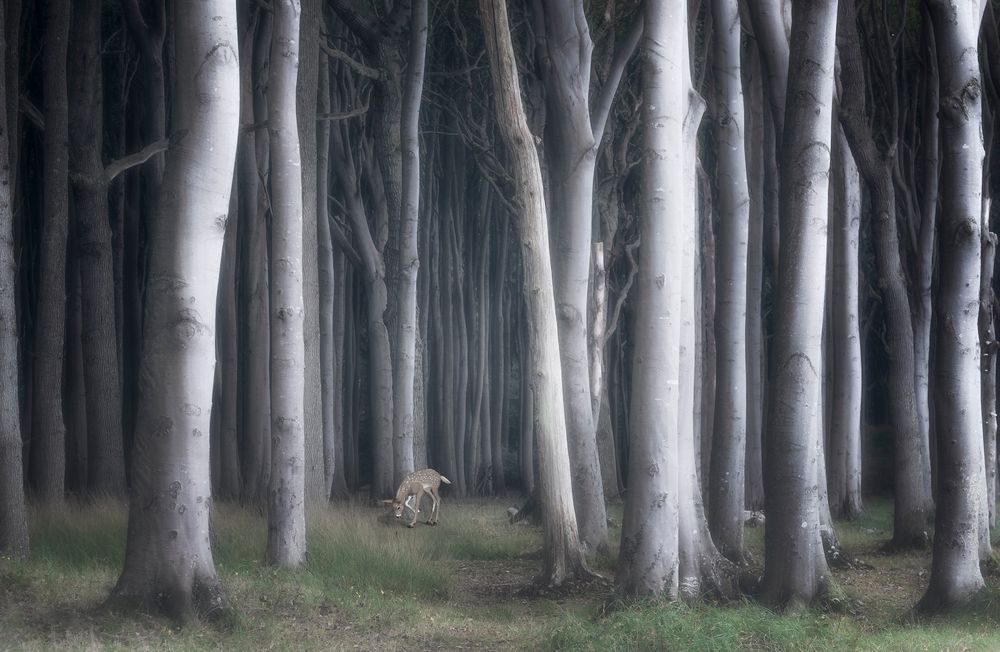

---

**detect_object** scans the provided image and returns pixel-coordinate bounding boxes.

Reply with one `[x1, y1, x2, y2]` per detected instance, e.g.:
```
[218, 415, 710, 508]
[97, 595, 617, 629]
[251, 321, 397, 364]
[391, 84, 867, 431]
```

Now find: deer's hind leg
[409, 488, 424, 527]
[428, 487, 441, 525]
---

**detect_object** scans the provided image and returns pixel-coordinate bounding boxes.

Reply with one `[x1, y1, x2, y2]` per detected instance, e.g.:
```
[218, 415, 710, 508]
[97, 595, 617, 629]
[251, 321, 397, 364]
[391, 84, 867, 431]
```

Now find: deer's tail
[440, 475, 452, 485]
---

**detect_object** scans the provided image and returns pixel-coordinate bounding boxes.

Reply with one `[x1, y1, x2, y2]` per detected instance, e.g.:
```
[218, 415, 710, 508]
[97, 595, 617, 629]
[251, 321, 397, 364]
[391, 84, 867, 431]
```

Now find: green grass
[3, 497, 1000, 650]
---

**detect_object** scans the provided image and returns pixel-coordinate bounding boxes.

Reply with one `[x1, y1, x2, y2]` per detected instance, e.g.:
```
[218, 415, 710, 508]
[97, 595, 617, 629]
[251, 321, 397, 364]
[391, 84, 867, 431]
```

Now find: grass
[3, 497, 1000, 650]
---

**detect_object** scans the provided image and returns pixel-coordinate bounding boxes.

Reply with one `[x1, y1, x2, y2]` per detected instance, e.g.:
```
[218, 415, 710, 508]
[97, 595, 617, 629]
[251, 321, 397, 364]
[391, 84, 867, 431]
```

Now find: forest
[2, 0, 1000, 649]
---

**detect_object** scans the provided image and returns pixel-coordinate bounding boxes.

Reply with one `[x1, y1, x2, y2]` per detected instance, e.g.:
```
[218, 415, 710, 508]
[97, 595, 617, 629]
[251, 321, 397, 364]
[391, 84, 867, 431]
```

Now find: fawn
[383, 468, 451, 528]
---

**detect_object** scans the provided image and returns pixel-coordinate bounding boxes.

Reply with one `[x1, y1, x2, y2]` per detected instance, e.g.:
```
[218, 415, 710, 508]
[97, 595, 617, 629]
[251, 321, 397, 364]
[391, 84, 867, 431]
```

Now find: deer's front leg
[409, 489, 423, 527]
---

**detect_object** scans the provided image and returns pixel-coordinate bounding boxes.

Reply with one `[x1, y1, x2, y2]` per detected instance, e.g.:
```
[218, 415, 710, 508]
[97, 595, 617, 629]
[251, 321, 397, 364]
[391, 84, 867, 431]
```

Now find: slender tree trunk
[760, 0, 837, 611]
[616, 0, 686, 598]
[480, 0, 589, 586]
[918, 0, 988, 613]
[827, 123, 863, 520]
[744, 37, 766, 511]
[30, 0, 71, 502]
[707, 0, 751, 563]
[265, 0, 307, 568]
[0, 0, 27, 558]
[317, 52, 336, 500]
[109, 0, 240, 620]
[68, 0, 126, 497]
[297, 0, 324, 502]
[392, 0, 427, 486]
[216, 183, 241, 500]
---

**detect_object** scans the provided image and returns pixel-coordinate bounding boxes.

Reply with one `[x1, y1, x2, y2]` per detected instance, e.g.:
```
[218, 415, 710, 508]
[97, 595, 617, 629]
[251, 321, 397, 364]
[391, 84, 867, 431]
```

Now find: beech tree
[110, 0, 240, 620]
[0, 0, 27, 559]
[479, 0, 589, 587]
[760, 0, 837, 610]
[918, 0, 988, 613]
[266, 0, 307, 569]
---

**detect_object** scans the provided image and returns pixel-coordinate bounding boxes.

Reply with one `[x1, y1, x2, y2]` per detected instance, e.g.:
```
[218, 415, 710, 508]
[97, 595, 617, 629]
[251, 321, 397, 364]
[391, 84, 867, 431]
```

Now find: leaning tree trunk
[616, 0, 686, 598]
[30, 0, 71, 502]
[265, 0, 307, 569]
[707, 0, 751, 564]
[0, 1, 27, 559]
[480, 0, 589, 587]
[392, 0, 427, 487]
[67, 0, 126, 497]
[826, 122, 864, 520]
[760, 0, 837, 611]
[918, 0, 988, 614]
[109, 0, 240, 621]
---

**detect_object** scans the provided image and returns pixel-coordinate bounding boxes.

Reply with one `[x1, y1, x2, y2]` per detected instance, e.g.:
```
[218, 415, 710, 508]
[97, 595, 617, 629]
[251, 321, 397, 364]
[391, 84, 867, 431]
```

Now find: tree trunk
[109, 0, 240, 620]
[707, 0, 751, 564]
[827, 123, 864, 520]
[265, 0, 307, 568]
[980, 232, 997, 527]
[297, 0, 324, 503]
[68, 0, 127, 497]
[0, 0, 27, 558]
[30, 0, 71, 502]
[535, 0, 609, 555]
[918, 0, 988, 613]
[391, 0, 427, 488]
[480, 0, 589, 586]
[616, 0, 686, 598]
[317, 50, 336, 500]
[760, 0, 837, 611]
[744, 37, 766, 512]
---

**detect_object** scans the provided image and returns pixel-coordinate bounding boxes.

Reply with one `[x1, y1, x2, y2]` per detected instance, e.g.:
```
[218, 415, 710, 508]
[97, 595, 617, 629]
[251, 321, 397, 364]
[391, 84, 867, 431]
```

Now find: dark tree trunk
[68, 0, 126, 497]
[30, 0, 71, 502]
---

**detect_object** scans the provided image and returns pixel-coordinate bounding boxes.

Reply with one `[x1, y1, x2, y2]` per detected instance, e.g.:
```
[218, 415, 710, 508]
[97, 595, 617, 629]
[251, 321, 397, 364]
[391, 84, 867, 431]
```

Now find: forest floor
[3, 496, 1000, 651]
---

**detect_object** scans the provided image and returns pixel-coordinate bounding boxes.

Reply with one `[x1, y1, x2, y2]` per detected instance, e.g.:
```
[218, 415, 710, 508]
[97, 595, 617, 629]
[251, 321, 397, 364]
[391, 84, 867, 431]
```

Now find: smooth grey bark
[68, 0, 126, 497]
[392, 0, 427, 486]
[297, 0, 325, 503]
[616, 0, 685, 598]
[918, 0, 988, 613]
[266, 0, 307, 568]
[827, 123, 863, 520]
[30, 0, 71, 501]
[109, 0, 239, 620]
[240, 9, 273, 503]
[534, 0, 609, 555]
[743, 37, 766, 512]
[317, 51, 337, 499]
[837, 0, 932, 548]
[707, 0, 751, 564]
[760, 0, 836, 611]
[480, 0, 589, 586]
[0, 0, 27, 559]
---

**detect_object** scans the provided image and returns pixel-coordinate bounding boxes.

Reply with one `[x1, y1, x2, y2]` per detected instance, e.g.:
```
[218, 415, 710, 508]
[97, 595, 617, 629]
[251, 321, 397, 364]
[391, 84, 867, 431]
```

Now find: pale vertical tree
[479, 0, 589, 587]
[918, 0, 988, 613]
[109, 0, 240, 620]
[707, 0, 751, 563]
[30, 0, 71, 502]
[0, 0, 28, 560]
[266, 0, 307, 568]
[392, 0, 428, 485]
[827, 123, 863, 519]
[616, 0, 685, 598]
[760, 0, 837, 611]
